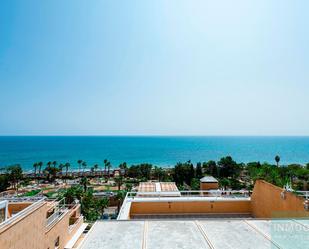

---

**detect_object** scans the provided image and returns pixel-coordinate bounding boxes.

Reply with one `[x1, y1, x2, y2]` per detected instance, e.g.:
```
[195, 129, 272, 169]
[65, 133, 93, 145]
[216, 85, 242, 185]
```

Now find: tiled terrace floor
[79, 219, 309, 249]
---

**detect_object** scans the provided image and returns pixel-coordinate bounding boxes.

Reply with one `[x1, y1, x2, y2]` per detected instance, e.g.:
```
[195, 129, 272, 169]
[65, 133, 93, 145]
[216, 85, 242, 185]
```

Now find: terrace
[46, 198, 82, 230]
[0, 195, 86, 249]
[126, 189, 250, 201]
[0, 196, 83, 232]
[0, 197, 46, 232]
[79, 219, 309, 249]
[118, 190, 251, 220]
[118, 180, 309, 221]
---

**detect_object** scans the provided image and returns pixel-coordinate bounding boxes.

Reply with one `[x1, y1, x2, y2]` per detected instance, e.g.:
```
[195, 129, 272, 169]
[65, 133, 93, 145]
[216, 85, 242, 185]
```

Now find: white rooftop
[200, 176, 218, 183]
[79, 219, 309, 249]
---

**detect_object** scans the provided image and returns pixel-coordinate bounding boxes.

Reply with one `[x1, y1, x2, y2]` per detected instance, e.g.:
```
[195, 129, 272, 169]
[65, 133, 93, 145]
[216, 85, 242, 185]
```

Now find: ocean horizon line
[1, 134, 309, 137]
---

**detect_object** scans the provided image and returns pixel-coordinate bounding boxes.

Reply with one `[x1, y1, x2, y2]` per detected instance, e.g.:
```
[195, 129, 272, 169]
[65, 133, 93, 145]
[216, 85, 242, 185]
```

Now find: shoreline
[2, 161, 309, 173]
[1, 136, 309, 170]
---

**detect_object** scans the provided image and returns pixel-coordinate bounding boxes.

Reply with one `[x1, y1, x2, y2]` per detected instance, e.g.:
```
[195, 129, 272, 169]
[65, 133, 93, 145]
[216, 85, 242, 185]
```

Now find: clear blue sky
[0, 0, 308, 135]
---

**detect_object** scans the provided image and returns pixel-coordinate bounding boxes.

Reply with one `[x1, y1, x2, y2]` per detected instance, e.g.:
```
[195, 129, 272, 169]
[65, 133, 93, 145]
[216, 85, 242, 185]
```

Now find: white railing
[117, 190, 250, 220]
[0, 196, 44, 202]
[295, 191, 309, 200]
[126, 190, 250, 200]
[0, 198, 45, 230]
[46, 198, 68, 228]
[117, 192, 130, 220]
[46, 210, 63, 227]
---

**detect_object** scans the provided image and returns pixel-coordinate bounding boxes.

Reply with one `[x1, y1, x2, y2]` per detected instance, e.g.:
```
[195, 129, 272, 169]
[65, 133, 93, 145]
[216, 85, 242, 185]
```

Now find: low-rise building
[0, 197, 86, 249]
[200, 176, 219, 190]
[118, 181, 251, 220]
[78, 180, 309, 249]
[1, 180, 309, 249]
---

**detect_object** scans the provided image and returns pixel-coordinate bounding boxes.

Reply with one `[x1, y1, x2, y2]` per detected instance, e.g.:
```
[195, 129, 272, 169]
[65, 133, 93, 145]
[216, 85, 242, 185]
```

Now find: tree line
[1, 155, 309, 193]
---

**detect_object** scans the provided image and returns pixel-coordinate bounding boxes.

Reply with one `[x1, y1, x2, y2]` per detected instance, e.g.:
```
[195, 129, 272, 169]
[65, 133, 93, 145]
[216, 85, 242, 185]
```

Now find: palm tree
[52, 161, 57, 168]
[65, 163, 70, 177]
[94, 164, 99, 174]
[33, 162, 38, 176]
[7, 165, 23, 193]
[82, 161, 87, 175]
[119, 162, 127, 176]
[46, 161, 52, 177]
[103, 159, 108, 175]
[44, 165, 59, 182]
[107, 161, 111, 178]
[114, 175, 123, 191]
[63, 163, 70, 184]
[59, 163, 64, 175]
[77, 160, 83, 173]
[96, 198, 109, 218]
[275, 155, 280, 167]
[115, 190, 126, 213]
[38, 162, 43, 175]
[80, 177, 89, 192]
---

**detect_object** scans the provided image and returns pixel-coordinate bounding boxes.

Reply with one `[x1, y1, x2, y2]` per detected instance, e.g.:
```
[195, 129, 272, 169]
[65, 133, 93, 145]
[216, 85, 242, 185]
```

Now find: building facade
[0, 198, 85, 249]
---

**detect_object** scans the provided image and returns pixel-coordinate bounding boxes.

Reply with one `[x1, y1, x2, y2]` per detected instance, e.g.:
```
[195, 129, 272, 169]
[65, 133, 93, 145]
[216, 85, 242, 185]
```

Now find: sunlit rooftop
[79, 219, 309, 249]
[117, 189, 251, 220]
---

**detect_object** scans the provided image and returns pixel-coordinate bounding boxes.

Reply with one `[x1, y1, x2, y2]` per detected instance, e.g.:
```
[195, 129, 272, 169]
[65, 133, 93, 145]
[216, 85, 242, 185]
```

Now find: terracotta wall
[131, 180, 309, 218]
[0, 202, 83, 249]
[0, 202, 47, 249]
[130, 200, 251, 215]
[45, 205, 82, 249]
[7, 203, 32, 217]
[200, 182, 219, 190]
[251, 180, 309, 218]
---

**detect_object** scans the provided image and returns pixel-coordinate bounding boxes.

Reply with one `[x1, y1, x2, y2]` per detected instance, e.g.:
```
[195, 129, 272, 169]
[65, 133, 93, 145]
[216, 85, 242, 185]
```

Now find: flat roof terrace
[118, 190, 251, 220]
[0, 198, 45, 231]
[79, 219, 309, 249]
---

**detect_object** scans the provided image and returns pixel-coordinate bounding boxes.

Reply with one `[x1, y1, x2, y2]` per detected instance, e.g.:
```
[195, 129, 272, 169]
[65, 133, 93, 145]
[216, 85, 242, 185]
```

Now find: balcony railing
[0, 196, 44, 202]
[45, 199, 81, 229]
[117, 190, 251, 220]
[295, 191, 309, 200]
[126, 190, 251, 200]
[46, 209, 65, 227]
[0, 198, 45, 230]
[46, 198, 68, 228]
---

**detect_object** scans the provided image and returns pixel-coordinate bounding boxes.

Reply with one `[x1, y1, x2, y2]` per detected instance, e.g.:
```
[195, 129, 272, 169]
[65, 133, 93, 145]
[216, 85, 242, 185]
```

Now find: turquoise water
[0, 136, 309, 172]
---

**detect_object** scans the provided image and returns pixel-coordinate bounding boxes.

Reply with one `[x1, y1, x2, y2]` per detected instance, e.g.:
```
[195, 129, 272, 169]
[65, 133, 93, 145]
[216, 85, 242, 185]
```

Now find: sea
[0, 136, 309, 172]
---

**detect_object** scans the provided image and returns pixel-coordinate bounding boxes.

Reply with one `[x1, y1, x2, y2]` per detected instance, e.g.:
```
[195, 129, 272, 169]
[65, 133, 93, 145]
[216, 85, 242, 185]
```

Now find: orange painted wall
[251, 180, 309, 218]
[130, 200, 251, 215]
[7, 202, 32, 217]
[200, 182, 219, 190]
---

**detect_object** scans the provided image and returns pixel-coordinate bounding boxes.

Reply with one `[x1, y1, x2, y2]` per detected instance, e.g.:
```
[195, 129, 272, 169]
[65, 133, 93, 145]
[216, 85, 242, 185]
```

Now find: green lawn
[21, 189, 41, 197]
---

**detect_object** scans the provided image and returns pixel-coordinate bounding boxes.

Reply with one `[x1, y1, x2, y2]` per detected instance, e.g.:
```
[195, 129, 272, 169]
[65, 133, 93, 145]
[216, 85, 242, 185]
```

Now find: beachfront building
[0, 180, 308, 249]
[117, 180, 309, 220]
[77, 180, 309, 249]
[0, 197, 86, 249]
